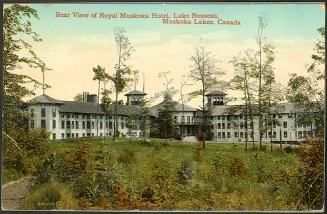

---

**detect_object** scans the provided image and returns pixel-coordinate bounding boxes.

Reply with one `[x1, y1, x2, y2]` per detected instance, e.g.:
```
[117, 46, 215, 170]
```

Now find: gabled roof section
[149, 100, 197, 117]
[26, 94, 64, 105]
[125, 90, 147, 96]
[205, 91, 227, 96]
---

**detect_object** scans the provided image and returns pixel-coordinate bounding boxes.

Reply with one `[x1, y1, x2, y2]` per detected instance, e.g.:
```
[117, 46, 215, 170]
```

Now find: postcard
[1, 2, 325, 212]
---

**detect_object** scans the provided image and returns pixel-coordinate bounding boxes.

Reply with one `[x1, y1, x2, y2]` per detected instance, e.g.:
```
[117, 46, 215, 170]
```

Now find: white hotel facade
[26, 90, 313, 143]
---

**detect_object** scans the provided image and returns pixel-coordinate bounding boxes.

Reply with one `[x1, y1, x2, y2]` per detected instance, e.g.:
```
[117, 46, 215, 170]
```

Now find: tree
[156, 71, 178, 141]
[3, 4, 51, 175]
[101, 89, 113, 139]
[189, 43, 225, 148]
[74, 93, 83, 102]
[286, 27, 325, 135]
[229, 49, 257, 150]
[92, 65, 107, 137]
[179, 76, 192, 141]
[256, 16, 266, 149]
[107, 27, 134, 140]
[3, 4, 50, 130]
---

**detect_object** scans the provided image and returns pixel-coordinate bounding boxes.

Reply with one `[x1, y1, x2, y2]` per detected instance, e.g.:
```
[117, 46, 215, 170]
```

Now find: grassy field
[19, 138, 307, 210]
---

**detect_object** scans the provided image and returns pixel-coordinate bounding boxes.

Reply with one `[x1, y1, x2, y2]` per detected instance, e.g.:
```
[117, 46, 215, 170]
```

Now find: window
[92, 114, 95, 119]
[86, 114, 90, 119]
[41, 108, 46, 117]
[181, 116, 185, 123]
[76, 133, 79, 138]
[121, 122, 125, 129]
[234, 132, 238, 138]
[273, 122, 276, 128]
[227, 115, 231, 121]
[250, 132, 254, 139]
[240, 132, 243, 138]
[61, 133, 64, 139]
[106, 122, 108, 128]
[52, 133, 56, 140]
[240, 115, 243, 120]
[82, 114, 86, 119]
[279, 114, 282, 119]
[227, 132, 231, 138]
[83, 121, 86, 129]
[284, 131, 288, 138]
[227, 123, 231, 129]
[61, 121, 65, 129]
[218, 123, 221, 129]
[67, 113, 70, 119]
[82, 133, 85, 137]
[288, 113, 292, 118]
[187, 116, 190, 123]
[52, 109, 56, 117]
[100, 115, 103, 119]
[222, 123, 225, 129]
[174, 116, 178, 122]
[240, 123, 244, 129]
[76, 121, 79, 129]
[273, 131, 276, 138]
[31, 120, 34, 129]
[30, 109, 34, 117]
[92, 121, 94, 129]
[100, 122, 103, 129]
[52, 120, 56, 129]
[67, 121, 71, 129]
[218, 132, 221, 139]
[92, 133, 94, 136]
[222, 132, 225, 139]
[72, 133, 74, 138]
[218, 116, 221, 120]
[41, 119, 46, 129]
[222, 116, 225, 120]
[100, 133, 103, 136]
[283, 121, 287, 128]
[72, 114, 75, 118]
[72, 121, 74, 129]
[75, 114, 79, 119]
[109, 122, 112, 129]
[66, 133, 70, 138]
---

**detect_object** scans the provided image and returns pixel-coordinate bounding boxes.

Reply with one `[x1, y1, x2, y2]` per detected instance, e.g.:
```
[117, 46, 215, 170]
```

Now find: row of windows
[61, 121, 127, 130]
[60, 113, 127, 120]
[60, 132, 111, 139]
[30, 108, 57, 118]
[174, 116, 193, 123]
[211, 113, 296, 121]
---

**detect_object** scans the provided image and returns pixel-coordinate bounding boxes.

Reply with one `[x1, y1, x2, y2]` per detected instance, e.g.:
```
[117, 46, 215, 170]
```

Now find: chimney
[87, 94, 97, 103]
[82, 92, 89, 102]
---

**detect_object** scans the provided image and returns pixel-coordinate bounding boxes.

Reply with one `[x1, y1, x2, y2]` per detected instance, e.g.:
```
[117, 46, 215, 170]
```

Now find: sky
[8, 2, 325, 107]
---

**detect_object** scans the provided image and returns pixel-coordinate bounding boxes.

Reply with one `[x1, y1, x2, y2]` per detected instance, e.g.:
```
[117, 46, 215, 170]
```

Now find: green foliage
[4, 129, 50, 175]
[73, 93, 83, 102]
[21, 182, 78, 210]
[176, 160, 193, 185]
[117, 148, 137, 169]
[292, 135, 324, 209]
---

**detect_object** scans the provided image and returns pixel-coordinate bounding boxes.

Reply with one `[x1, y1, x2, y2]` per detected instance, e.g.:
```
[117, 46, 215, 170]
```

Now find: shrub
[117, 148, 137, 169]
[176, 160, 193, 184]
[192, 145, 203, 162]
[21, 182, 78, 210]
[293, 135, 324, 209]
[228, 157, 245, 177]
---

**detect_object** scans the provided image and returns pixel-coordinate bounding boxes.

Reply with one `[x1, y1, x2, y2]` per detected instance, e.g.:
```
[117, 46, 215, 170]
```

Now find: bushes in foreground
[26, 139, 321, 210]
[21, 182, 78, 210]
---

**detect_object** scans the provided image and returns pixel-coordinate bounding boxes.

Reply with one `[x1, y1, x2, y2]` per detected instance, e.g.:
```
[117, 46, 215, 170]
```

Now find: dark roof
[125, 90, 147, 96]
[149, 100, 197, 117]
[26, 94, 63, 105]
[205, 91, 227, 96]
[60, 101, 146, 116]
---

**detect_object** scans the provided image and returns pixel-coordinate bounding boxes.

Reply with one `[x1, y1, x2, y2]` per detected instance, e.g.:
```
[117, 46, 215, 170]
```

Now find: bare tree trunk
[202, 85, 206, 149]
[96, 80, 100, 137]
[258, 22, 263, 149]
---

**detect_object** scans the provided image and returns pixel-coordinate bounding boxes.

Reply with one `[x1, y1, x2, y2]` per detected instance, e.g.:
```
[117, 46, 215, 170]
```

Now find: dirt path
[1, 176, 34, 210]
